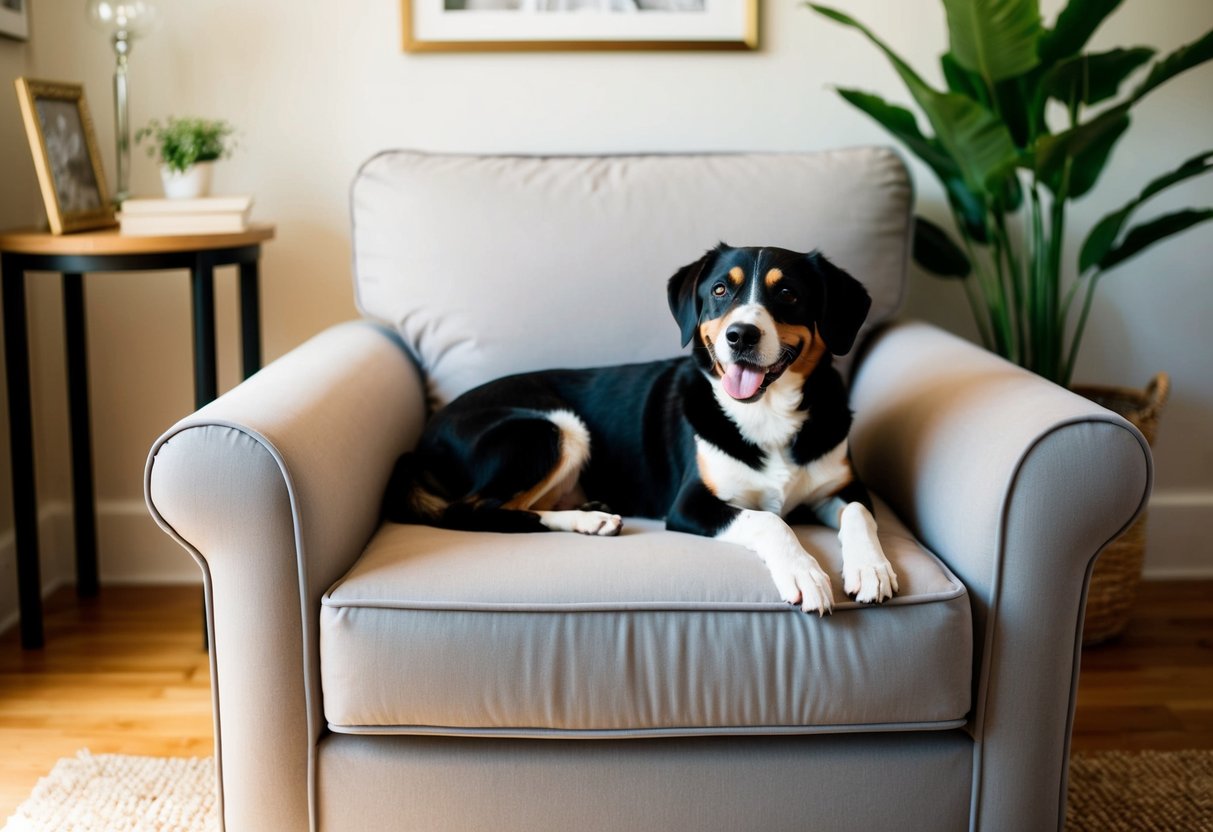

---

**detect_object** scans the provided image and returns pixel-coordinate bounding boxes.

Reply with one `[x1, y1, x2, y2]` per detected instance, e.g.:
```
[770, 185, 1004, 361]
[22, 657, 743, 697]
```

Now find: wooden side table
[0, 224, 275, 649]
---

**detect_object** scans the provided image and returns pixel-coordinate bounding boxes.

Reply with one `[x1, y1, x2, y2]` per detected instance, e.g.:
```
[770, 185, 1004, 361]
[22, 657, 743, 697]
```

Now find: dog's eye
[778, 288, 798, 304]
[712, 283, 728, 298]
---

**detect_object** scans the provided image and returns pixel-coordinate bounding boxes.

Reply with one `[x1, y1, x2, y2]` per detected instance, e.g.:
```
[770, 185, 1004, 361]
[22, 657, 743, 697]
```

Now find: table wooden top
[0, 223, 275, 256]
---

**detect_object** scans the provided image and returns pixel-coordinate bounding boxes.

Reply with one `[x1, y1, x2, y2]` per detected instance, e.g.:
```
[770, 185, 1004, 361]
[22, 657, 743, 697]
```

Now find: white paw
[573, 511, 623, 536]
[843, 559, 899, 604]
[768, 552, 834, 616]
[838, 502, 898, 604]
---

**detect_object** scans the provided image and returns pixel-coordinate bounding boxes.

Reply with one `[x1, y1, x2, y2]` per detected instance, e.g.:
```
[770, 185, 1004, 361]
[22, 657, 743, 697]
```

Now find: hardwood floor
[0, 587, 212, 819]
[1, 581, 1210, 819]
[1071, 580, 1213, 752]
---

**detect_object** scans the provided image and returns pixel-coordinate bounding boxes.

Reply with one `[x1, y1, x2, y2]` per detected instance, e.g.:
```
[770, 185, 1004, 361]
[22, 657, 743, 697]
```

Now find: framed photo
[15, 78, 114, 235]
[0, 0, 29, 41]
[402, 0, 758, 52]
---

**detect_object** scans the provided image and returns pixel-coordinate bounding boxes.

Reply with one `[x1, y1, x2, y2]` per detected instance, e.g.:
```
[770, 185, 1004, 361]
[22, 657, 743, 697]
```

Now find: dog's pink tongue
[723, 365, 765, 400]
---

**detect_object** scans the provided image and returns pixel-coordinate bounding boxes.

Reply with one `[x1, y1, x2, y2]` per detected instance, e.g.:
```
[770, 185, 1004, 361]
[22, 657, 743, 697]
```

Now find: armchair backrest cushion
[351, 149, 912, 407]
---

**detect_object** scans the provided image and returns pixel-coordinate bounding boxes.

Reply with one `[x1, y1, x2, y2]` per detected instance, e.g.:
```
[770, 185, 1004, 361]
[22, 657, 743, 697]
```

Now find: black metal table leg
[239, 259, 261, 379]
[62, 273, 99, 598]
[2, 257, 44, 649]
[190, 256, 219, 650]
[190, 257, 218, 411]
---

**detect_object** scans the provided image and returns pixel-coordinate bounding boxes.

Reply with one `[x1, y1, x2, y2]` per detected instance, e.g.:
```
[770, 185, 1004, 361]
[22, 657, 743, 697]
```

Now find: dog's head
[667, 244, 871, 403]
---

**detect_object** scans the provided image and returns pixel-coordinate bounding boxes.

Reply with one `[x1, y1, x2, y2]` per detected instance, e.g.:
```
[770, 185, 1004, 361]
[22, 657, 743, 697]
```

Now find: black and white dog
[383, 244, 898, 614]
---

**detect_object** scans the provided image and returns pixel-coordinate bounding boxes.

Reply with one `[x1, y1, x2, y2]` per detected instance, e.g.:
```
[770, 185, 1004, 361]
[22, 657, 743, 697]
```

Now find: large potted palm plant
[810, 0, 1212, 642]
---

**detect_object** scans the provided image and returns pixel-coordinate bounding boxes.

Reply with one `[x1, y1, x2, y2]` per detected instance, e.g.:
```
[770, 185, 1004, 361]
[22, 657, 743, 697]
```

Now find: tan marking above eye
[728, 266, 745, 286]
[765, 268, 784, 288]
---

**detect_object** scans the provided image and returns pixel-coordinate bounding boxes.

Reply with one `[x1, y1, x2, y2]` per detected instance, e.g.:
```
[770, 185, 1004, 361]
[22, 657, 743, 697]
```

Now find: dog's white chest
[700, 376, 852, 515]
[697, 437, 851, 516]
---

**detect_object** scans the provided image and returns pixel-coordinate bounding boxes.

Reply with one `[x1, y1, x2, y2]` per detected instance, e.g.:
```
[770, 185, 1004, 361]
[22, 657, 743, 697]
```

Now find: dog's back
[383, 358, 696, 528]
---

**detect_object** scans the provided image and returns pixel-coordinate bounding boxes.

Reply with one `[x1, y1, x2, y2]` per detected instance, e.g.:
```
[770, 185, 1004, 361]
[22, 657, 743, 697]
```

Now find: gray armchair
[145, 149, 1151, 831]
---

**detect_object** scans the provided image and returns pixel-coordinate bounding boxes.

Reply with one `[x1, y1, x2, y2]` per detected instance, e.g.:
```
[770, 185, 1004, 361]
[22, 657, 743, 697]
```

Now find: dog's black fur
[383, 244, 877, 550]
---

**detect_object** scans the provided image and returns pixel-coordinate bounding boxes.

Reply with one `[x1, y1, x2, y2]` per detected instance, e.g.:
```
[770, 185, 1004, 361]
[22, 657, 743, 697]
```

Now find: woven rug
[2, 751, 216, 832]
[4, 749, 1210, 830]
[1066, 750, 1213, 831]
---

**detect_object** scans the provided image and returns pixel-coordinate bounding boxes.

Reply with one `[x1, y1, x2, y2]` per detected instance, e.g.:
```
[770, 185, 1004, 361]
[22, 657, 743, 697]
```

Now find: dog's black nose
[725, 323, 761, 348]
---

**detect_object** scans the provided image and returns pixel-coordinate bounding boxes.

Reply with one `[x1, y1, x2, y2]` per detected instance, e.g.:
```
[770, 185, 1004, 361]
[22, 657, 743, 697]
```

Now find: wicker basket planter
[1072, 373, 1169, 646]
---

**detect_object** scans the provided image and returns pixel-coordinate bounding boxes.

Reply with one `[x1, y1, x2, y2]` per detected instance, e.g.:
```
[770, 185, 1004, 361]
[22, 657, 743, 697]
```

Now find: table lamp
[85, 0, 160, 204]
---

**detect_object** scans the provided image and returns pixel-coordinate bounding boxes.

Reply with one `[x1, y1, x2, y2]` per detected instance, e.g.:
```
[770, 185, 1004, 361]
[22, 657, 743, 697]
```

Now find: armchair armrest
[849, 321, 1152, 832]
[145, 320, 425, 832]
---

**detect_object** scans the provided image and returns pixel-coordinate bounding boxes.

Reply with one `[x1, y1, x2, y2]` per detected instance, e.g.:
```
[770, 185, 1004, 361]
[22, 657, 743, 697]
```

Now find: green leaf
[1045, 47, 1155, 106]
[1080, 151, 1213, 271]
[1133, 29, 1213, 100]
[999, 168, 1025, 211]
[942, 0, 1043, 82]
[1034, 105, 1129, 193]
[811, 4, 1020, 195]
[941, 51, 991, 106]
[913, 215, 972, 278]
[835, 88, 959, 177]
[945, 178, 990, 242]
[1001, 63, 1055, 147]
[1033, 31, 1211, 197]
[1038, 0, 1124, 64]
[1065, 112, 1131, 198]
[1137, 150, 1213, 202]
[1096, 208, 1213, 271]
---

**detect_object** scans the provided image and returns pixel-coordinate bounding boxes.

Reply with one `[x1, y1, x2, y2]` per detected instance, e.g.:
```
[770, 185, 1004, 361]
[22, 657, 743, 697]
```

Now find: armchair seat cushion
[320, 501, 971, 739]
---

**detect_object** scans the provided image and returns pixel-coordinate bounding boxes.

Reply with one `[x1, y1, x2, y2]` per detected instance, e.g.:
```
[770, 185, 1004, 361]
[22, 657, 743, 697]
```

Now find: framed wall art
[403, 0, 758, 52]
[0, 0, 29, 41]
[15, 78, 115, 234]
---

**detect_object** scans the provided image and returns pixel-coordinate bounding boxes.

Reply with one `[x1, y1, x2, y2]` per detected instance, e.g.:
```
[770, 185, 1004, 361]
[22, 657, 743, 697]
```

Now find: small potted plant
[135, 116, 236, 199]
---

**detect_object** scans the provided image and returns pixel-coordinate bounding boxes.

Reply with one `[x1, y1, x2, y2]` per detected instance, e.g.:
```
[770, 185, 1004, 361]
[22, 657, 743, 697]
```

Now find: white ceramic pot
[160, 161, 214, 199]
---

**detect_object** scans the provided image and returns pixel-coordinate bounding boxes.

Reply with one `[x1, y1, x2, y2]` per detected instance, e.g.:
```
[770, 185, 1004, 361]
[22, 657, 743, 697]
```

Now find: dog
[383, 244, 898, 614]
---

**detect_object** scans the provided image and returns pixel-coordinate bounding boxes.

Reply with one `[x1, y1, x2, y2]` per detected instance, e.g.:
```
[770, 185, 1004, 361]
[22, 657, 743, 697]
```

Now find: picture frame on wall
[0, 0, 29, 41]
[15, 78, 115, 235]
[402, 0, 758, 52]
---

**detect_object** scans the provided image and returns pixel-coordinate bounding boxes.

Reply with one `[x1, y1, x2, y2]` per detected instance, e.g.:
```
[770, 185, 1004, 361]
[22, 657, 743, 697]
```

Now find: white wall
[1, 0, 1210, 626]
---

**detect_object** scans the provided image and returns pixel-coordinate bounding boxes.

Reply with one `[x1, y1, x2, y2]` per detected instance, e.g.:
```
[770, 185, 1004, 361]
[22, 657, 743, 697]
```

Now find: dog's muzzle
[721, 340, 803, 402]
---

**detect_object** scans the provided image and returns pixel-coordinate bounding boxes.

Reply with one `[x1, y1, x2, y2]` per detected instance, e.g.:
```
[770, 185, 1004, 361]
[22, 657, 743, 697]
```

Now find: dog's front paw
[769, 553, 833, 616]
[838, 502, 898, 604]
[843, 559, 899, 604]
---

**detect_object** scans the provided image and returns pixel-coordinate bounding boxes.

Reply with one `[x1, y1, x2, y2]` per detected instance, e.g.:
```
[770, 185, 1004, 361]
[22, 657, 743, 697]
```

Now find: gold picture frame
[15, 78, 115, 235]
[403, 0, 758, 52]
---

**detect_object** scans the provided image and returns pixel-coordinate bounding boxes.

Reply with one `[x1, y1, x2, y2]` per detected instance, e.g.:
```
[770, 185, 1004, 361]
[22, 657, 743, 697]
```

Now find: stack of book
[117, 195, 254, 236]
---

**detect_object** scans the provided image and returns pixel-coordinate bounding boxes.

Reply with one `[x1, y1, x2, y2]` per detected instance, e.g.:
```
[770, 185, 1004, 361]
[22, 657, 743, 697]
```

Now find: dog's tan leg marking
[502, 410, 592, 512]
[498, 411, 623, 535]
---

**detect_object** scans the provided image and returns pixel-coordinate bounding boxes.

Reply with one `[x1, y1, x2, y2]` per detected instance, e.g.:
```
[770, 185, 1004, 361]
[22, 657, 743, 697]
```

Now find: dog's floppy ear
[808, 251, 871, 356]
[667, 245, 722, 347]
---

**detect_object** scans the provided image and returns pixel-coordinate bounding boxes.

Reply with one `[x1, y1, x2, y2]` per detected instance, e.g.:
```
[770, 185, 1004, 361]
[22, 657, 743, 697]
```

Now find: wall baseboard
[1143, 490, 1213, 579]
[0, 502, 74, 639]
[0, 500, 200, 639]
[95, 499, 203, 585]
